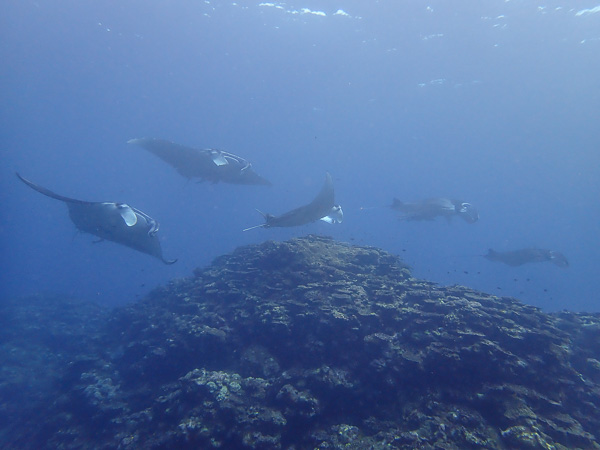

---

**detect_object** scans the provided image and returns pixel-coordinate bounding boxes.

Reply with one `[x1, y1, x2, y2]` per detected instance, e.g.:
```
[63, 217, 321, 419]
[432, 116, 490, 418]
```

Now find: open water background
[1, 1, 599, 310]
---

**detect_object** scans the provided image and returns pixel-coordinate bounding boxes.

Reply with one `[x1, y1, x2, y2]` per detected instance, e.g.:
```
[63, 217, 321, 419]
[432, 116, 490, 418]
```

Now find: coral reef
[1, 235, 599, 448]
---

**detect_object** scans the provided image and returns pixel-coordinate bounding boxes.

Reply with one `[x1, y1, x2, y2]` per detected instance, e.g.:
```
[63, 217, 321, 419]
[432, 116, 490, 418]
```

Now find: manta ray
[244, 172, 343, 231]
[128, 138, 271, 186]
[390, 197, 479, 223]
[484, 248, 569, 268]
[16, 173, 177, 264]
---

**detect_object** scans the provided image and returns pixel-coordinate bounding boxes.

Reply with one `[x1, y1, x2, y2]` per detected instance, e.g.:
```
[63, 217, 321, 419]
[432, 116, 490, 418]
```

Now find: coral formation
[1, 236, 599, 448]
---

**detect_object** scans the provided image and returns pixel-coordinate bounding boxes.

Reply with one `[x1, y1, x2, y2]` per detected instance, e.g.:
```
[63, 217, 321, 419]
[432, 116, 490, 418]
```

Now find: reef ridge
[1, 235, 599, 448]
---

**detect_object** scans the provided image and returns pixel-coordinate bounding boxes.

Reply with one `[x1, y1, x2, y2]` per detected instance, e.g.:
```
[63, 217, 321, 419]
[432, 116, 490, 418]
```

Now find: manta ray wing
[16, 173, 93, 205]
[128, 138, 214, 179]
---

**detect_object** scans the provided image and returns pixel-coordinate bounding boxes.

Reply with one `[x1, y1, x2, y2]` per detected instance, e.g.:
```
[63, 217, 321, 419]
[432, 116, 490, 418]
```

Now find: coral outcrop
[1, 236, 599, 448]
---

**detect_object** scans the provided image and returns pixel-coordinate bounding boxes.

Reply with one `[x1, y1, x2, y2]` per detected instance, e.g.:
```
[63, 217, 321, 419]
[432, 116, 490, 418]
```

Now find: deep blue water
[1, 1, 598, 310]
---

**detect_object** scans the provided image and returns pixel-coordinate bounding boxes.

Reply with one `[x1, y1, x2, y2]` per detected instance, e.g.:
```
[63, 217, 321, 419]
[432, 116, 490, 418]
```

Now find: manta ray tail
[242, 209, 270, 231]
[242, 224, 264, 232]
[16, 173, 91, 204]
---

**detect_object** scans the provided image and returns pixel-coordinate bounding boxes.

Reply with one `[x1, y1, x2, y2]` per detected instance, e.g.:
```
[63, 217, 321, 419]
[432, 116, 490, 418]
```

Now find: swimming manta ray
[128, 138, 271, 186]
[243, 172, 343, 231]
[16, 173, 177, 264]
[390, 197, 479, 223]
[484, 248, 569, 268]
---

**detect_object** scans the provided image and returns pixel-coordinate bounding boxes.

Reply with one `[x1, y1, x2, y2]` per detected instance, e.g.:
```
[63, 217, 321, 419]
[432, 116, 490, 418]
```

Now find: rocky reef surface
[1, 235, 600, 449]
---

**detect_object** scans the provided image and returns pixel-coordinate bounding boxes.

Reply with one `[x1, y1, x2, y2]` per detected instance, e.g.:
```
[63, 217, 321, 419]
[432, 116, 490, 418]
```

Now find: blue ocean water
[1, 1, 598, 310]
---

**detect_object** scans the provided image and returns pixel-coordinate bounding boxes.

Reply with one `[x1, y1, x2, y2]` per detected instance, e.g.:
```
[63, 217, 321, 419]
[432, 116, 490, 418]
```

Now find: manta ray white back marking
[320, 205, 344, 224]
[209, 150, 229, 166]
[115, 204, 138, 227]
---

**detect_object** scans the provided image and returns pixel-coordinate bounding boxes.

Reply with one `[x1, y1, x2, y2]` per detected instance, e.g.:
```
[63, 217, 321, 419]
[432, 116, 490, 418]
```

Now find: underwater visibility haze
[1, 1, 600, 447]
[2, 0, 598, 310]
